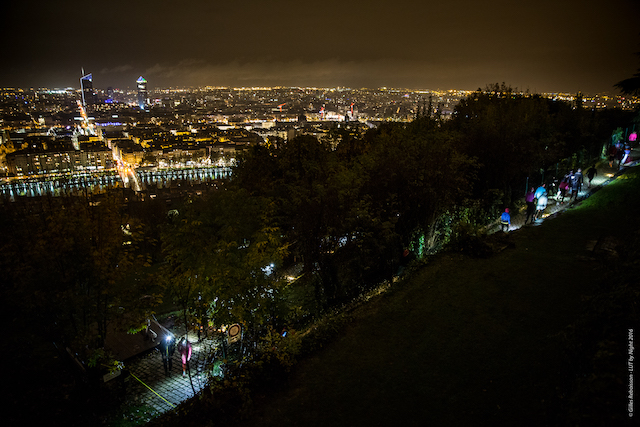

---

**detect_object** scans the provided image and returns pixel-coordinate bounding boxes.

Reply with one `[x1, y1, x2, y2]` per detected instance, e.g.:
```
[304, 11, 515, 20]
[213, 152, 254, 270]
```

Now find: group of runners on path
[499, 142, 637, 233]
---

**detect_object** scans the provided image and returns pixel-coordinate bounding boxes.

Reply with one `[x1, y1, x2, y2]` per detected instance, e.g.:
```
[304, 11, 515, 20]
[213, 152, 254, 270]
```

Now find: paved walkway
[126, 336, 220, 411]
[110, 329, 223, 423]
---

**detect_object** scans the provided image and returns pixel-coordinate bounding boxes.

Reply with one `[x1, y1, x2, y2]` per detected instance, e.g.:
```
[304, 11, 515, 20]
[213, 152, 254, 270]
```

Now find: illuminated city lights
[1, 84, 637, 199]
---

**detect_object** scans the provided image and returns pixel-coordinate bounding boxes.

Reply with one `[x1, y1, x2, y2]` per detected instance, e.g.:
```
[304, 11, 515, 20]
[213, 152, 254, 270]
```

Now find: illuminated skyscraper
[80, 72, 96, 107]
[137, 76, 148, 109]
[106, 86, 115, 103]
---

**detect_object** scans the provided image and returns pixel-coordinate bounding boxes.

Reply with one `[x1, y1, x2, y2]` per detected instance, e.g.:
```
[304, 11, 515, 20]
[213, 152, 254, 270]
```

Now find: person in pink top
[557, 179, 569, 203]
[178, 338, 192, 377]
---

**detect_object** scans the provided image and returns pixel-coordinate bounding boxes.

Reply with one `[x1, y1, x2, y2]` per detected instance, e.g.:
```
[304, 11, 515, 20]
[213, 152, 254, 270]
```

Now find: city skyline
[2, 0, 639, 94]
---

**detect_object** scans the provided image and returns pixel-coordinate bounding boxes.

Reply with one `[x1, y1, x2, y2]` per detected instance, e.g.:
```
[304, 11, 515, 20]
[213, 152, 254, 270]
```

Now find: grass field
[235, 166, 640, 426]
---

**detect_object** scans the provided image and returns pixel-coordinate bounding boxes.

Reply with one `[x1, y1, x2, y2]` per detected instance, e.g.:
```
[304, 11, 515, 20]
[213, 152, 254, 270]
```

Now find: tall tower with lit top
[137, 76, 148, 109]
[80, 71, 96, 107]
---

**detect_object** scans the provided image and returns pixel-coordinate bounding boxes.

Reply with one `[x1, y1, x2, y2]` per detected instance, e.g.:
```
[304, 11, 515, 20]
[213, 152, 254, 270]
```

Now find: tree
[162, 189, 288, 340]
[1, 194, 154, 366]
[361, 118, 470, 225]
[448, 85, 580, 203]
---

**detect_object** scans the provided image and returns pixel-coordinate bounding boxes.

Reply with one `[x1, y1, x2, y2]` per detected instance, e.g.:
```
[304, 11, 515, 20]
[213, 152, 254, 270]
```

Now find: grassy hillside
[235, 167, 640, 426]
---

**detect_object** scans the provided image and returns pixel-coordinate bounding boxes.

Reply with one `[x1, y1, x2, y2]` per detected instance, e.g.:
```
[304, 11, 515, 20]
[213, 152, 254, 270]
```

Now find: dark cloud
[2, 0, 639, 93]
[100, 65, 134, 75]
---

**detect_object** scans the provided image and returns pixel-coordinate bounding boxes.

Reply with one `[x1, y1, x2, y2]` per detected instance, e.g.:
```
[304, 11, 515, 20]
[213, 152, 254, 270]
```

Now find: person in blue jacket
[500, 208, 511, 232]
[534, 183, 546, 200]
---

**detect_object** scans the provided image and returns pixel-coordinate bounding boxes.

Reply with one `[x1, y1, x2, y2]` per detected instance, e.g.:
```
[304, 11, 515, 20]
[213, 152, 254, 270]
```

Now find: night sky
[2, 0, 639, 93]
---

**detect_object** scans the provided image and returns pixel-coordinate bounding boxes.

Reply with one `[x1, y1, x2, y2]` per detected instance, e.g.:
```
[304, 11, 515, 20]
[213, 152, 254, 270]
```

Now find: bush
[445, 220, 492, 258]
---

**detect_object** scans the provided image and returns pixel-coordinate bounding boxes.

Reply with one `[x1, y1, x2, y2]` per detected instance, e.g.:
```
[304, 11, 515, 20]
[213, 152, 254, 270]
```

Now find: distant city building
[106, 86, 115, 103]
[137, 76, 148, 109]
[80, 72, 96, 107]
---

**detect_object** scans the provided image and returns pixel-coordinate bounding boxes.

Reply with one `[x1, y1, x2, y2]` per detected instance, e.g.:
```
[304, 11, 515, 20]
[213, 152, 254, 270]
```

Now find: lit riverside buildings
[6, 141, 112, 175]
